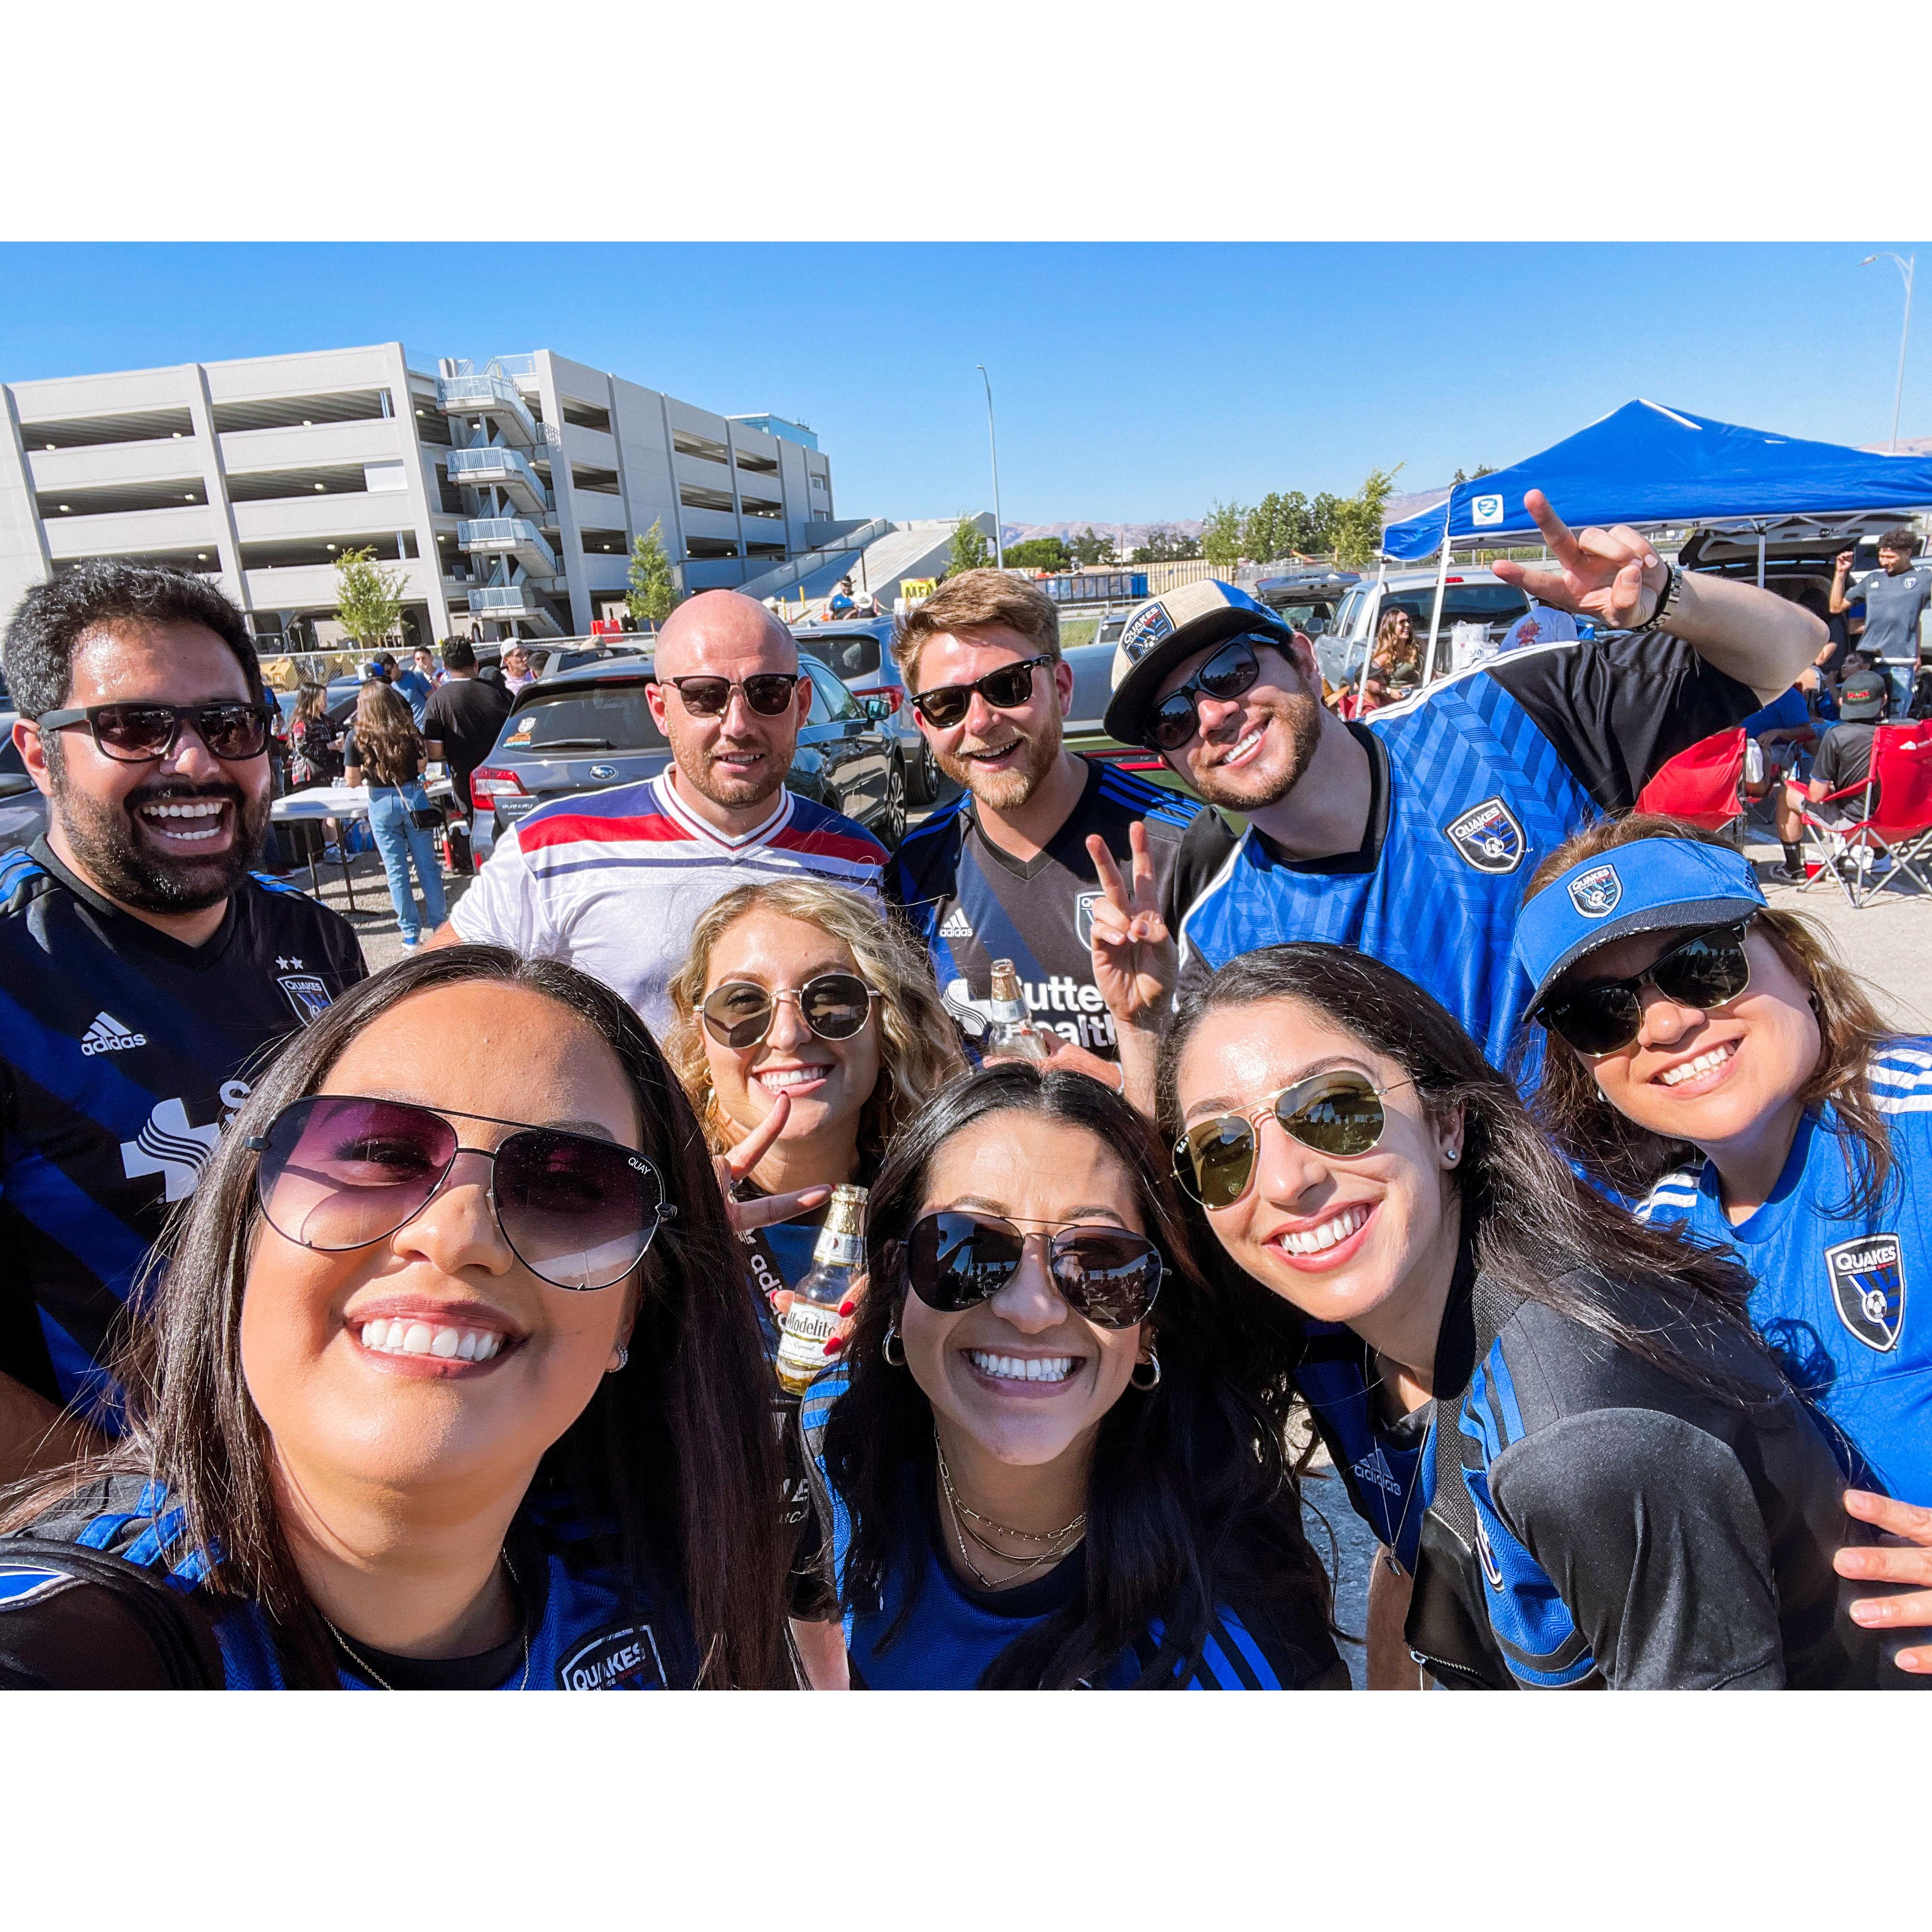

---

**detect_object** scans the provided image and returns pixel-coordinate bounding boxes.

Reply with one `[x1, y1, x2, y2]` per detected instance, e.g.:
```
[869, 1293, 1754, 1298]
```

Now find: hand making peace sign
[1084, 819, 1175, 1031]
[713, 1090, 832, 1239]
[1491, 489, 1669, 631]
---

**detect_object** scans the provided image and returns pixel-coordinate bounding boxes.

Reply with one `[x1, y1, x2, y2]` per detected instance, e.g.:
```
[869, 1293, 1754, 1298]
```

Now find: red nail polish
[838, 1299, 856, 1317]
[823, 1335, 844, 1355]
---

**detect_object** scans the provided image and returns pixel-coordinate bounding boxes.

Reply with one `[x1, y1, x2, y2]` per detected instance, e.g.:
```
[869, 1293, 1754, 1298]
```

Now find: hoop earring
[882, 1323, 906, 1368]
[608, 1345, 629, 1375]
[1130, 1348, 1161, 1392]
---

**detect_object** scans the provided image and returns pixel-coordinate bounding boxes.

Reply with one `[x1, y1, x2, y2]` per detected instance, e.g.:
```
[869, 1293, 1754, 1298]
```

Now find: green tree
[1129, 526, 1201, 563]
[1472, 463, 1498, 479]
[1242, 490, 1314, 562]
[1200, 500, 1248, 570]
[1005, 536, 1071, 572]
[626, 519, 682, 629]
[1069, 526, 1116, 567]
[333, 546, 406, 648]
[1305, 493, 1342, 557]
[1328, 463, 1405, 570]
[949, 518, 990, 574]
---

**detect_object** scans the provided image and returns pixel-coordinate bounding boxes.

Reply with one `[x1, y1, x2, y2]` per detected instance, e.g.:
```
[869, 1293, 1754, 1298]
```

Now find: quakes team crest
[1074, 891, 1103, 949]
[1443, 796, 1526, 874]
[1567, 862, 1623, 919]
[278, 973, 334, 1025]
[1119, 602, 1175, 663]
[1824, 1234, 1904, 1353]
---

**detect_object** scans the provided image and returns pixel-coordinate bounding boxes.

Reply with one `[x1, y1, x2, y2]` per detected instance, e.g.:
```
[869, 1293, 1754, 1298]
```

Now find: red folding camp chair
[1796, 721, 1932, 908]
[1633, 727, 1747, 837]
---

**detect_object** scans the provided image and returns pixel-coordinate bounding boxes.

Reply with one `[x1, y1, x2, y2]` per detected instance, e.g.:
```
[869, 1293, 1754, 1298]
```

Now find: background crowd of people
[0, 513, 1927, 1690]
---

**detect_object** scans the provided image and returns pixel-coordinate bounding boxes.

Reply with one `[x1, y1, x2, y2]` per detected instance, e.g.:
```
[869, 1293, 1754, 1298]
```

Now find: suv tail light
[854, 686, 902, 714]
[471, 767, 525, 808]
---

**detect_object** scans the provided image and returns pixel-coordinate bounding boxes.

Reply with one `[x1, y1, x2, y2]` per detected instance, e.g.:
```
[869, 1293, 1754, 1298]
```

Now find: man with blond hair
[434, 591, 886, 1034]
[886, 570, 1232, 1084]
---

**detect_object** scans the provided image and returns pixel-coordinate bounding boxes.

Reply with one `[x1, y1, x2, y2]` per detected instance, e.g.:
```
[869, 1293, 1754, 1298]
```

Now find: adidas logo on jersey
[80, 1012, 148, 1057]
[939, 908, 974, 939]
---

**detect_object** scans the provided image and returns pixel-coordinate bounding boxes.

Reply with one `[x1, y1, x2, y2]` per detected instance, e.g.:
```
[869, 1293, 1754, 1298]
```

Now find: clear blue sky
[2, 242, 1923, 527]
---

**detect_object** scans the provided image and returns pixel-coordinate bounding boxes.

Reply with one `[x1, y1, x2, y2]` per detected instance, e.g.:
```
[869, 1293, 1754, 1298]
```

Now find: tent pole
[1756, 527, 1766, 589]
[1425, 498, 1454, 683]
[1357, 557, 1388, 713]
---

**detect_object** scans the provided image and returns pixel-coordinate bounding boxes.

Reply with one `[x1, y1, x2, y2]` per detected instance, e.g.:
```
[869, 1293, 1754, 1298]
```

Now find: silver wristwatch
[1627, 561, 1683, 635]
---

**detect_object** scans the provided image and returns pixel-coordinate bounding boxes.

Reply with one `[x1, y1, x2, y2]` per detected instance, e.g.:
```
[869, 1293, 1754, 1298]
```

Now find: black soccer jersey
[0, 840, 366, 1419]
[886, 759, 1234, 1060]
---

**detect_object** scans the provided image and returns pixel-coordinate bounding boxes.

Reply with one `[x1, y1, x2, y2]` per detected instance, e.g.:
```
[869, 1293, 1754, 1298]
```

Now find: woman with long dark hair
[343, 678, 446, 950]
[1513, 815, 1932, 1524]
[0, 947, 790, 1689]
[814, 1062, 1343, 1689]
[1159, 941, 1904, 1687]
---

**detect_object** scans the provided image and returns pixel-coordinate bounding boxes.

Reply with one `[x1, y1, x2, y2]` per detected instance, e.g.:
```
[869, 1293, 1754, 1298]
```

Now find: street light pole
[976, 364, 1004, 569]
[1863, 251, 1916, 452]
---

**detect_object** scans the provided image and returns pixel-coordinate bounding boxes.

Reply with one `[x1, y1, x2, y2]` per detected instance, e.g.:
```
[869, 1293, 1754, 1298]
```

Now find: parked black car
[793, 616, 941, 805]
[469, 654, 906, 859]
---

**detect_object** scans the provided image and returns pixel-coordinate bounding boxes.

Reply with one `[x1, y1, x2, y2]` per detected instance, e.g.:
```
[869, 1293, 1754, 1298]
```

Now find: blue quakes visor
[1513, 836, 1768, 1016]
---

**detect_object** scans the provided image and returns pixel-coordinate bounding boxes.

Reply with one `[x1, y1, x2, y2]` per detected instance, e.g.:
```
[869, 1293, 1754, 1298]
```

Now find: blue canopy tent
[1378, 399, 1932, 682]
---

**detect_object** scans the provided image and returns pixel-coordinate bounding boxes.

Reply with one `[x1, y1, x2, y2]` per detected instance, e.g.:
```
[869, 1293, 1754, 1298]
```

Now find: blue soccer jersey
[0, 841, 365, 1421]
[2, 1475, 693, 1690]
[1177, 633, 1758, 1068]
[1635, 1043, 1932, 1500]
[798, 1378, 1343, 1689]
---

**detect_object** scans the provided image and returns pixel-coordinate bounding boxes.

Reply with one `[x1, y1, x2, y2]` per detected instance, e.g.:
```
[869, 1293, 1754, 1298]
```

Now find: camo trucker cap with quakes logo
[1103, 580, 1296, 748]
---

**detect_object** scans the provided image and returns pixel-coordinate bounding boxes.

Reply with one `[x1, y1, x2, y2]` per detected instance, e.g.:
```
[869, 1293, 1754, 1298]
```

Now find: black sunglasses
[910, 655, 1054, 729]
[1535, 920, 1754, 1059]
[38, 701, 272, 764]
[886, 1211, 1163, 1328]
[661, 673, 801, 718]
[1144, 637, 1269, 752]
[1173, 1070, 1411, 1209]
[247, 1095, 674, 1292]
[700, 973, 878, 1049]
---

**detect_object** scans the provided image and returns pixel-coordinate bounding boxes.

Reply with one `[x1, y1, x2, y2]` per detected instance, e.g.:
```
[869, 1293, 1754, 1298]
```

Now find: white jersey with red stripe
[449, 772, 887, 1035]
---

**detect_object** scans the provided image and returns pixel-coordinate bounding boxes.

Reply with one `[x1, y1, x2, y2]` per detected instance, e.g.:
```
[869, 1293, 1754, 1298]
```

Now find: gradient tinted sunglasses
[1174, 1070, 1412, 1209]
[700, 973, 878, 1049]
[1534, 920, 1754, 1058]
[885, 1211, 1163, 1327]
[39, 701, 272, 764]
[662, 673, 801, 717]
[910, 655, 1054, 729]
[247, 1095, 674, 1291]
[1145, 637, 1267, 752]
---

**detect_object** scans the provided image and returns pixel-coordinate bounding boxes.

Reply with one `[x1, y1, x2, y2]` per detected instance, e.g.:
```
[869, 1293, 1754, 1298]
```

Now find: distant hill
[1000, 519, 1204, 549]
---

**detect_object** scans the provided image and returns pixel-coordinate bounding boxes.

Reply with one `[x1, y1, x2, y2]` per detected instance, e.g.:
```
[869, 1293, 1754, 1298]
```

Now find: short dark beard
[47, 740, 267, 915]
[1189, 674, 1324, 814]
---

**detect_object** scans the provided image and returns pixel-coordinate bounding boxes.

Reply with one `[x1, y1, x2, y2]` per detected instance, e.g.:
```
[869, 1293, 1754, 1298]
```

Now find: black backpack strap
[1428, 1269, 1525, 1553]
[0, 1539, 224, 1689]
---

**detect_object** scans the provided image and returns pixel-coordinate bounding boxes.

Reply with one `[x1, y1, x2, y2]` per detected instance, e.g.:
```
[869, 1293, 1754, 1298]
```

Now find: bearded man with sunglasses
[1103, 493, 1827, 1074]
[886, 573, 1234, 1082]
[0, 564, 367, 1483]
[437, 591, 886, 1035]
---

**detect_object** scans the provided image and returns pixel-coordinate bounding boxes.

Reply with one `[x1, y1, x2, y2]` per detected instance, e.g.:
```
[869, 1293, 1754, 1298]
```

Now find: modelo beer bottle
[774, 1183, 867, 1397]
[987, 958, 1051, 1062]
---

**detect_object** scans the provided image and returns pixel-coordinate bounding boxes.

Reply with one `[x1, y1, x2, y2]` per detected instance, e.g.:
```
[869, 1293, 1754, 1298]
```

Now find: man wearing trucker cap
[1104, 491, 1826, 1069]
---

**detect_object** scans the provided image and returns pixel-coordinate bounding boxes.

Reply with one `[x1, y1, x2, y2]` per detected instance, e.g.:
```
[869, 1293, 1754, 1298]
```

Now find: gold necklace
[934, 1434, 1086, 1588]
[324, 1551, 529, 1690]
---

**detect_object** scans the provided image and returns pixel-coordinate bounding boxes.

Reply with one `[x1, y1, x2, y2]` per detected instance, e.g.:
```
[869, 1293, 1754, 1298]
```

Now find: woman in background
[343, 678, 447, 951]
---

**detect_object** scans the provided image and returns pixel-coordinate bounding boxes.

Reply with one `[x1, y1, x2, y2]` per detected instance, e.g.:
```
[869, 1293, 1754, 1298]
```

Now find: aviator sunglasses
[247, 1095, 675, 1292]
[909, 655, 1054, 730]
[1144, 637, 1273, 752]
[1533, 920, 1754, 1059]
[886, 1211, 1164, 1328]
[38, 700, 272, 764]
[700, 973, 878, 1050]
[1174, 1069, 1414, 1209]
[661, 673, 802, 717]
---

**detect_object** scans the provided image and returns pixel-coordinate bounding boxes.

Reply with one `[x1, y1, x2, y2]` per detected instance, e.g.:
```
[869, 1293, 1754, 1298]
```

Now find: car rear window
[1383, 585, 1529, 630]
[496, 684, 667, 755]
[802, 630, 882, 679]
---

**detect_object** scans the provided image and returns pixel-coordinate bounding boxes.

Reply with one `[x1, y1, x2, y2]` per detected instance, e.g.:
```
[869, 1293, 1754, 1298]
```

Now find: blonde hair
[892, 569, 1060, 689]
[664, 880, 966, 1163]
